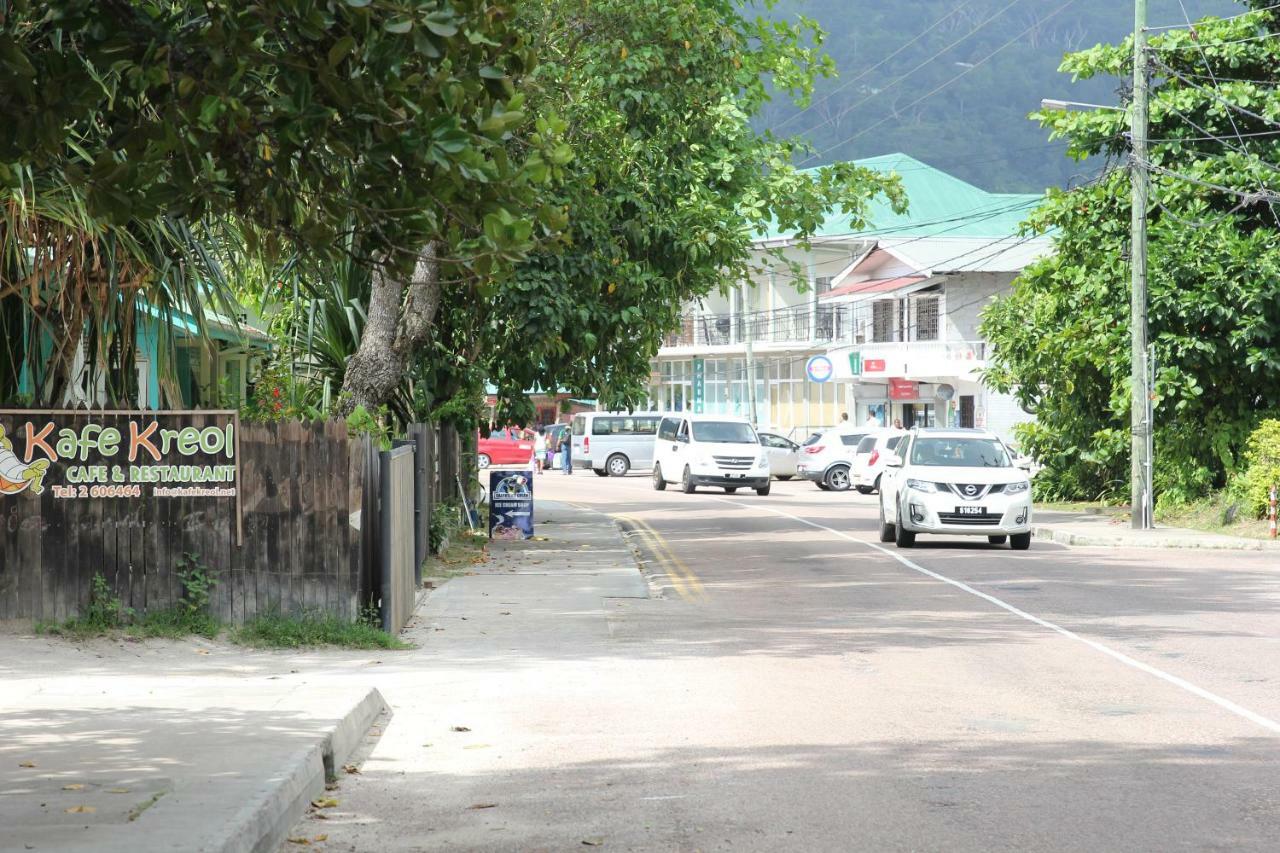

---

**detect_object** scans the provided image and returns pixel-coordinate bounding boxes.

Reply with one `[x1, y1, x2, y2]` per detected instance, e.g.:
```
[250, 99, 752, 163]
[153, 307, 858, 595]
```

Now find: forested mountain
[761, 0, 1238, 192]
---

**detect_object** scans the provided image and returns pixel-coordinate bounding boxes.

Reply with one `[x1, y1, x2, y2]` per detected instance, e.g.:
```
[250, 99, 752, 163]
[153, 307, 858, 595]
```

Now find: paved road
[299, 474, 1280, 852]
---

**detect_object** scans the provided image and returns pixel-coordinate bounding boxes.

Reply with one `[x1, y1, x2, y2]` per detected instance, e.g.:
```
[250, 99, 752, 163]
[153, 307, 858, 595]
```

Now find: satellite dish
[935, 383, 956, 401]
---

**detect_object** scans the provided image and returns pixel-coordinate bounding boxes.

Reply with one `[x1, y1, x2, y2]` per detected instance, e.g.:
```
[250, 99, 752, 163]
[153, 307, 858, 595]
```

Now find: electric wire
[799, 0, 1082, 167]
[1142, 2, 1280, 32]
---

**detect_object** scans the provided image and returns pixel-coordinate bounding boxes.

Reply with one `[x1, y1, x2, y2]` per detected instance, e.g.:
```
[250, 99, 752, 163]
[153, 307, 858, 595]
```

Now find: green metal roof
[764, 153, 1042, 242]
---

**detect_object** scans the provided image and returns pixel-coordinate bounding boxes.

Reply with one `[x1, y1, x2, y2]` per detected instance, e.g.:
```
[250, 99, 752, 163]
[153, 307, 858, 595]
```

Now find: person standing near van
[561, 430, 573, 474]
[533, 429, 547, 474]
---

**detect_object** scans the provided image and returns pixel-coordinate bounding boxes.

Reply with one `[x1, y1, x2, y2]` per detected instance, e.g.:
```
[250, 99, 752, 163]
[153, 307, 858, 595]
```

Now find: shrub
[1236, 419, 1280, 518]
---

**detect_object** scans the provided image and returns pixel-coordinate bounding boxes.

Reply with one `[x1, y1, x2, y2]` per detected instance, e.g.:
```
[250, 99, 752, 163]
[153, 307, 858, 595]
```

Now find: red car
[477, 428, 535, 469]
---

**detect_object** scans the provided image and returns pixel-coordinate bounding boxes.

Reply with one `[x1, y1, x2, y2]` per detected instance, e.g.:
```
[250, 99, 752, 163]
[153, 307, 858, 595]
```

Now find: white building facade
[648, 154, 1049, 443]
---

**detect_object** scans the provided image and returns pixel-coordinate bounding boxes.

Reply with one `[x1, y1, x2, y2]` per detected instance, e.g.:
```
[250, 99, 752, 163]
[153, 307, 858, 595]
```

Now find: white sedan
[879, 428, 1033, 550]
[758, 432, 799, 480]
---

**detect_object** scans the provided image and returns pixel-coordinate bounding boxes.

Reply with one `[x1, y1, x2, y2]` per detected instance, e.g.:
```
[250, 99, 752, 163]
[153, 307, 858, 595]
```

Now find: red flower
[273, 387, 282, 398]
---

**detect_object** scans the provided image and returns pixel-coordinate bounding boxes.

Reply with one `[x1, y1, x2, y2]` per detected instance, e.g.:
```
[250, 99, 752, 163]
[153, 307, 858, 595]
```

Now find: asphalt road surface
[301, 473, 1280, 852]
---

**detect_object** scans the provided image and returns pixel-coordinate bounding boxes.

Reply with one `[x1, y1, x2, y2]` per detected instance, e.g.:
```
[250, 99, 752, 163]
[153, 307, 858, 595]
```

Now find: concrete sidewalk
[0, 658, 386, 853]
[1033, 509, 1280, 551]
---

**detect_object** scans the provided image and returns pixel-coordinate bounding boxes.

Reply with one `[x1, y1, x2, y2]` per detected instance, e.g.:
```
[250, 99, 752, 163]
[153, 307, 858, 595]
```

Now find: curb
[217, 687, 389, 853]
[1034, 524, 1280, 551]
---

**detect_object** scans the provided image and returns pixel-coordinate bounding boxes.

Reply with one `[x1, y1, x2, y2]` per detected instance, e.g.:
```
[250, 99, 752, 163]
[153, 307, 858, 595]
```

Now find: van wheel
[755, 483, 771, 496]
[652, 464, 666, 491]
[825, 465, 852, 492]
[606, 454, 630, 477]
[878, 502, 896, 543]
[1010, 532, 1032, 551]
[593, 468, 609, 477]
[681, 466, 697, 494]
[725, 487, 738, 494]
[987, 535, 1008, 545]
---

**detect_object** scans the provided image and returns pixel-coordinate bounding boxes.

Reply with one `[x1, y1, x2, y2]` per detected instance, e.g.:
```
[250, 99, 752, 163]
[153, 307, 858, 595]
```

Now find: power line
[785, 0, 1030, 146]
[1149, 30, 1280, 50]
[772, 0, 981, 133]
[799, 0, 1082, 167]
[1143, 2, 1280, 32]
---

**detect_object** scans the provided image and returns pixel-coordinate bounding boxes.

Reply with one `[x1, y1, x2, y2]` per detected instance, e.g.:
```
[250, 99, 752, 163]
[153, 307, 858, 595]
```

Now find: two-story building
[649, 153, 1048, 442]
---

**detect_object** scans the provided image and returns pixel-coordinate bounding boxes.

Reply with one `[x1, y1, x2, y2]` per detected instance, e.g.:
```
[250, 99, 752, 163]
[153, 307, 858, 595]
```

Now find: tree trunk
[338, 244, 442, 417]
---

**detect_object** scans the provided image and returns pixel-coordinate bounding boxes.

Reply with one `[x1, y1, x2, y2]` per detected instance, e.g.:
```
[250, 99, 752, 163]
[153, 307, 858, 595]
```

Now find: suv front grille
[943, 483, 1002, 500]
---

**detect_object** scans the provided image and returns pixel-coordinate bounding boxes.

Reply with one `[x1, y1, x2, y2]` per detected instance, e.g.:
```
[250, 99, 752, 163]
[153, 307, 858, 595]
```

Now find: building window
[872, 300, 900, 343]
[814, 276, 833, 295]
[914, 295, 940, 341]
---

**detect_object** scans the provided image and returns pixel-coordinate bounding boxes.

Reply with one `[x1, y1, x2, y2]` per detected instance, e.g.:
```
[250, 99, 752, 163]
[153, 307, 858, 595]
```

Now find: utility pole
[1130, 0, 1152, 530]
[745, 336, 758, 426]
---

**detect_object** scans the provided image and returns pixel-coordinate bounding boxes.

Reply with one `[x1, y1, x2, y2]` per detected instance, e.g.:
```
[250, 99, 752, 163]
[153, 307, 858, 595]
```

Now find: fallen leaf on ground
[18, 761, 35, 768]
[312, 835, 328, 843]
[467, 803, 498, 810]
[422, 743, 434, 748]
[463, 744, 491, 750]
[499, 611, 511, 616]
[451, 726, 471, 732]
[342, 764, 360, 774]
[194, 649, 211, 655]
[583, 839, 605, 847]
[107, 788, 131, 794]
[65, 805, 95, 814]
[61, 784, 85, 791]
[310, 797, 339, 809]
[286, 838, 311, 846]
[312, 812, 329, 820]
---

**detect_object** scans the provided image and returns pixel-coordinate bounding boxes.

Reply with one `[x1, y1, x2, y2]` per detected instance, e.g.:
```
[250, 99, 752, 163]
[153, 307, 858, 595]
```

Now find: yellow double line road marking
[615, 515, 707, 602]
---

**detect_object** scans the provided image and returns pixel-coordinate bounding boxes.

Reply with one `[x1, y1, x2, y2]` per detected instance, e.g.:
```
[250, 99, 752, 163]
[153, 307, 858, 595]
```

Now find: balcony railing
[664, 305, 853, 347]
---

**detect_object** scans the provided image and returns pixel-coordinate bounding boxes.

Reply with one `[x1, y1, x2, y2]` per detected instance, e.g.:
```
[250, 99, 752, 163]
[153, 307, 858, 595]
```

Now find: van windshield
[691, 421, 757, 444]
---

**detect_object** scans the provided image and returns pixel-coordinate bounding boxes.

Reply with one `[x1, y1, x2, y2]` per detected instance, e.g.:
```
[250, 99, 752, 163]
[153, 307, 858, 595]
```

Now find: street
[295, 474, 1280, 852]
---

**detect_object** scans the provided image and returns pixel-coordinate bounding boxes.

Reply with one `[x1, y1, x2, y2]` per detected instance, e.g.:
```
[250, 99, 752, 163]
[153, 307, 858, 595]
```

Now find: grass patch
[1156, 492, 1274, 540]
[232, 612, 410, 650]
[1034, 500, 1129, 515]
[422, 528, 490, 581]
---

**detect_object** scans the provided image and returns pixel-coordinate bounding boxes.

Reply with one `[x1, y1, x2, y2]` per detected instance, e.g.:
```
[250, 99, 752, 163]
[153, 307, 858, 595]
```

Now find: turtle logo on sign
[0, 426, 49, 496]
[806, 356, 834, 384]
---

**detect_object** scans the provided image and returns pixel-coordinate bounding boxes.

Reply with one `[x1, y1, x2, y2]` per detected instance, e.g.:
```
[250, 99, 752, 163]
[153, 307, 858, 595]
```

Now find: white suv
[795, 427, 870, 492]
[653, 415, 771, 496]
[852, 430, 906, 494]
[878, 428, 1033, 550]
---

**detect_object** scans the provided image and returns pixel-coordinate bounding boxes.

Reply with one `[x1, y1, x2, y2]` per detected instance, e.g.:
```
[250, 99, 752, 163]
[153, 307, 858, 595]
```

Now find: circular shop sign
[806, 355, 835, 383]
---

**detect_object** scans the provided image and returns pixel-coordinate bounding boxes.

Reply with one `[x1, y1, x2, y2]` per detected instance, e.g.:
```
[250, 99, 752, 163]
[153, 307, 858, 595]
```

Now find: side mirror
[884, 453, 903, 468]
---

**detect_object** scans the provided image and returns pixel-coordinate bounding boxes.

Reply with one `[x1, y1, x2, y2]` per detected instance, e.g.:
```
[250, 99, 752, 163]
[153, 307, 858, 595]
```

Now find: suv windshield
[691, 421, 757, 444]
[909, 437, 1012, 468]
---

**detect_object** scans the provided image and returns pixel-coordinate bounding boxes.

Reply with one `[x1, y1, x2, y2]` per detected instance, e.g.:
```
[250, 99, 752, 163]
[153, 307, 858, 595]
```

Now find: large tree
[470, 0, 903, 410]
[0, 0, 558, 408]
[982, 1, 1280, 502]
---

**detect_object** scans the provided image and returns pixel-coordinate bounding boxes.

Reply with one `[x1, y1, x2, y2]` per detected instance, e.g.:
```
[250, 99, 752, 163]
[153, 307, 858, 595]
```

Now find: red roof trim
[821, 275, 926, 299]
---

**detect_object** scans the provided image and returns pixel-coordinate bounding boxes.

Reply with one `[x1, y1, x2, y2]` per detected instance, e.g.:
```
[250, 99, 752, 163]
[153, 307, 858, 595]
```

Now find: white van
[570, 411, 663, 476]
[652, 414, 771, 495]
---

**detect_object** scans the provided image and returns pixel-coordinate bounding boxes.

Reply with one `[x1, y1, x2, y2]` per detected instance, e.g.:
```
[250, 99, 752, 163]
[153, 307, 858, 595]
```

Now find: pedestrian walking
[893, 418, 903, 430]
[534, 429, 547, 474]
[561, 432, 573, 475]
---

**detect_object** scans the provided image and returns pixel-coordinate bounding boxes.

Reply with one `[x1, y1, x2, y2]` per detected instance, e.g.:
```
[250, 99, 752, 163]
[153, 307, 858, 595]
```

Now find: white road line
[712, 495, 1280, 736]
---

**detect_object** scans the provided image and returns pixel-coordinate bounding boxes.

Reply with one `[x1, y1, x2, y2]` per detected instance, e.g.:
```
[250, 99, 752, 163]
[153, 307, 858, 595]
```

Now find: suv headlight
[758, 453, 769, 467]
[1004, 480, 1030, 495]
[905, 479, 938, 493]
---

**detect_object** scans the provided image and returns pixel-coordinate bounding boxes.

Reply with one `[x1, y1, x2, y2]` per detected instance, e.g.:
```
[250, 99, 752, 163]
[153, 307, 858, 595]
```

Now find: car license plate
[955, 505, 986, 516]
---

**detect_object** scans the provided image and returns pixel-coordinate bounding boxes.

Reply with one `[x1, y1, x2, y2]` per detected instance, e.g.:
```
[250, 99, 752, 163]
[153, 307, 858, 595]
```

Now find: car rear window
[887, 435, 903, 450]
[855, 435, 876, 453]
[839, 433, 866, 447]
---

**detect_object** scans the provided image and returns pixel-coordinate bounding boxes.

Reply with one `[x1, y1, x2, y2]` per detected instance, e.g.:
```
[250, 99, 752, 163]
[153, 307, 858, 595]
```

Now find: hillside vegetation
[762, 0, 1236, 191]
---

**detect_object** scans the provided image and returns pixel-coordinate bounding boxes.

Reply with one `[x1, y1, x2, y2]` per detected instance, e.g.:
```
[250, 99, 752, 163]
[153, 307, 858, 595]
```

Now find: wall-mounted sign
[489, 469, 534, 540]
[692, 357, 705, 414]
[0, 411, 238, 501]
[848, 352, 863, 377]
[863, 358, 887, 374]
[888, 379, 919, 401]
[806, 355, 834, 383]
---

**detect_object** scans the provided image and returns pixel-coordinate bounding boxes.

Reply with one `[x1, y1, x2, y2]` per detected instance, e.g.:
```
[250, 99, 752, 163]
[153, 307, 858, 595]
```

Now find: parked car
[878, 428, 1034, 550]
[652, 414, 771, 495]
[852, 429, 907, 494]
[796, 427, 872, 492]
[569, 411, 663, 476]
[757, 432, 799, 480]
[477, 427, 535, 469]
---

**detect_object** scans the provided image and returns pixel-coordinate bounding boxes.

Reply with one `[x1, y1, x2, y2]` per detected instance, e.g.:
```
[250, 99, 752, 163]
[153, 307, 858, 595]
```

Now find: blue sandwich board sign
[489, 469, 534, 540]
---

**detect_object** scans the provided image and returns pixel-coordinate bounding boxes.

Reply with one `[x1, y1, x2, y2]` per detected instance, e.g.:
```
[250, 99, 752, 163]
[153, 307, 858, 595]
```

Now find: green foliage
[66, 573, 131, 634]
[241, 361, 325, 423]
[1233, 419, 1280, 517]
[983, 3, 1280, 503]
[430, 501, 464, 554]
[40, 560, 222, 639]
[345, 404, 394, 450]
[232, 611, 410, 650]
